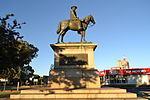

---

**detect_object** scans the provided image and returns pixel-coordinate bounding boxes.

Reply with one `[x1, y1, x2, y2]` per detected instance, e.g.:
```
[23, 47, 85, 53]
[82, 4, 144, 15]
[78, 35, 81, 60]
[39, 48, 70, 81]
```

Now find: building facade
[99, 68, 150, 85]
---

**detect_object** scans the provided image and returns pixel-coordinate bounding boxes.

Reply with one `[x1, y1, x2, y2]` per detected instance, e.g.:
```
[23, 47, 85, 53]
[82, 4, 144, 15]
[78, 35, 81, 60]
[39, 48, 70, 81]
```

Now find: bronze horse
[57, 15, 95, 43]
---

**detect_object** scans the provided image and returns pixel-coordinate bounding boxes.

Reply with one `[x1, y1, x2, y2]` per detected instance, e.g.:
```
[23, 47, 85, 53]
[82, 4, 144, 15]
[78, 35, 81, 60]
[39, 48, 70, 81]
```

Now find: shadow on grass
[0, 91, 20, 98]
[103, 84, 150, 99]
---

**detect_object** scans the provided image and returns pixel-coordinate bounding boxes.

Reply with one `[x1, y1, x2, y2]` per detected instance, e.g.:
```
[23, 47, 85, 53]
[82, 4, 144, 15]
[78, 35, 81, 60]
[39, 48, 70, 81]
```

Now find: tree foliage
[0, 14, 38, 79]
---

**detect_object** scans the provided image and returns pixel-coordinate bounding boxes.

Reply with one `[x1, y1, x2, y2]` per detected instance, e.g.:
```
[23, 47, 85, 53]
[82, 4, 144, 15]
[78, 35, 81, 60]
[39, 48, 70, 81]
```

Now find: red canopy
[99, 68, 150, 76]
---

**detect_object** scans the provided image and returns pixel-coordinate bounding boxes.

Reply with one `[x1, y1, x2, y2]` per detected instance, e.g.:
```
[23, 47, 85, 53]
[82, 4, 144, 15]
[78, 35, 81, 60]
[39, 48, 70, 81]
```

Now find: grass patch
[0, 91, 20, 98]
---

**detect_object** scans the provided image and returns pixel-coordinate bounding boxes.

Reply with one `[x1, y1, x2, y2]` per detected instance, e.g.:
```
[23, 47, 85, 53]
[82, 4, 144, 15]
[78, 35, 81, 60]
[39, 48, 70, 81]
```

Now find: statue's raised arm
[57, 6, 96, 43]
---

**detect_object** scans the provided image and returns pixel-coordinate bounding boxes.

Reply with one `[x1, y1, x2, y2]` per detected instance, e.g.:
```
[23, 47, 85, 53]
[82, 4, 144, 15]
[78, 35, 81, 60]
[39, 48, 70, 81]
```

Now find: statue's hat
[71, 6, 77, 9]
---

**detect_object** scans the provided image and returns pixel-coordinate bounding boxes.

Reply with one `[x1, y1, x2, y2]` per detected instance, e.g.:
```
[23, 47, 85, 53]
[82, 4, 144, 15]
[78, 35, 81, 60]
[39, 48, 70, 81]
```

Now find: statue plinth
[49, 42, 100, 89]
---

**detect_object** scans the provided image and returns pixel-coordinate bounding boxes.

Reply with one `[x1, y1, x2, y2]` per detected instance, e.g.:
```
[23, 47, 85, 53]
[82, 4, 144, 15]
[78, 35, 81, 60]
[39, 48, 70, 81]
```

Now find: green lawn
[0, 91, 20, 98]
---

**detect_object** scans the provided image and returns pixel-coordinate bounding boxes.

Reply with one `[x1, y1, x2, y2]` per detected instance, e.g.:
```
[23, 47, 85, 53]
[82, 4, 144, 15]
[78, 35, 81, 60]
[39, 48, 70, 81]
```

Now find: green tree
[0, 14, 38, 80]
[20, 65, 35, 85]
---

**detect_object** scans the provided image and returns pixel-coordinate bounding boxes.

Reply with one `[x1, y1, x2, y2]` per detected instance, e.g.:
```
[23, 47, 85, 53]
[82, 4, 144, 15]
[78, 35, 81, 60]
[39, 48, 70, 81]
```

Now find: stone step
[9, 98, 148, 100]
[21, 88, 127, 94]
[10, 93, 137, 99]
[141, 91, 150, 94]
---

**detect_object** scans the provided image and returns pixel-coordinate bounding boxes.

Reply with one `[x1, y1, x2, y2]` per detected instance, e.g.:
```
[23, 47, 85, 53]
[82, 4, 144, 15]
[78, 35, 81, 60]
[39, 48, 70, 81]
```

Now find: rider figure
[70, 6, 78, 19]
[70, 6, 82, 30]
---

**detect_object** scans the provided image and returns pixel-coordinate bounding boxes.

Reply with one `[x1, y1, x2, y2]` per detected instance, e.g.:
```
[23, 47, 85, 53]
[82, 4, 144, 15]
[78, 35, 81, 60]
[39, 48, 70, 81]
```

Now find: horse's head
[82, 15, 96, 25]
[89, 15, 96, 24]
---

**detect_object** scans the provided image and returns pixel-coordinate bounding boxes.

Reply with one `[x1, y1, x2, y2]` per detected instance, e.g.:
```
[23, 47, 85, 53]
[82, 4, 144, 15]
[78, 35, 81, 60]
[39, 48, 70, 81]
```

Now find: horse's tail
[57, 22, 61, 34]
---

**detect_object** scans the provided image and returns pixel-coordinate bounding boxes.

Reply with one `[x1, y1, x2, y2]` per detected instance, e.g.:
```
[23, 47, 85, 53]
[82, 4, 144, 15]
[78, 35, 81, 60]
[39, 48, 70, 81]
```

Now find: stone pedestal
[49, 42, 100, 89]
[11, 42, 146, 100]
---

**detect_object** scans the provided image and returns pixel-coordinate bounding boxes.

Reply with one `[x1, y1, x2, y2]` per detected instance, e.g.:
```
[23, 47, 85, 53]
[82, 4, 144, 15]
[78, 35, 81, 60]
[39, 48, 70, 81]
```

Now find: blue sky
[1, 0, 150, 76]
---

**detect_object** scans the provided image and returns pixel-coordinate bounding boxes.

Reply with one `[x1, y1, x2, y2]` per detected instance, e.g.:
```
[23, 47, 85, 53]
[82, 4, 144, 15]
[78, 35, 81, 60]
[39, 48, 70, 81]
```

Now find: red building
[99, 68, 150, 85]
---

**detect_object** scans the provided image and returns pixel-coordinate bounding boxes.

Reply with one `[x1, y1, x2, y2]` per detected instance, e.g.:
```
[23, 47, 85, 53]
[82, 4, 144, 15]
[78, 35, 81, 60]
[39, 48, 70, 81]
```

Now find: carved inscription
[59, 54, 88, 65]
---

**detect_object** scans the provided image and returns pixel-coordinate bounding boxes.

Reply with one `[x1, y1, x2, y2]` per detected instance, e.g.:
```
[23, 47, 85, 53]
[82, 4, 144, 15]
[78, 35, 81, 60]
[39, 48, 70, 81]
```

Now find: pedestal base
[49, 42, 100, 89]
[48, 67, 100, 89]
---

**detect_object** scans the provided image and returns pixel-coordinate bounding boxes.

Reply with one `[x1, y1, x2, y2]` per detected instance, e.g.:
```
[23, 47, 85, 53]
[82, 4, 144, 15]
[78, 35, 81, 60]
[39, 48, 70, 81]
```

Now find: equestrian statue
[57, 6, 95, 43]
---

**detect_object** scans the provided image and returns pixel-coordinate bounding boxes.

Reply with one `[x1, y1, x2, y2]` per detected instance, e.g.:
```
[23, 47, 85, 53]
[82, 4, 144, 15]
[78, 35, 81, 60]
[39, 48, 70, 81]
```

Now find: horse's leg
[83, 31, 87, 42]
[80, 31, 87, 42]
[57, 33, 61, 43]
[82, 31, 86, 42]
[61, 31, 66, 43]
[80, 31, 84, 42]
[60, 26, 68, 43]
[57, 27, 66, 43]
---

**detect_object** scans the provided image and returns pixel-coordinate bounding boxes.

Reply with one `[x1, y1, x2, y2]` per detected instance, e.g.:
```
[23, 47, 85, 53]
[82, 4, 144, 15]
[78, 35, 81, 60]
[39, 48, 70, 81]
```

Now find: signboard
[0, 79, 8, 82]
[99, 68, 150, 76]
[59, 54, 88, 65]
[33, 79, 38, 82]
